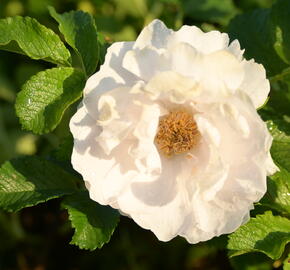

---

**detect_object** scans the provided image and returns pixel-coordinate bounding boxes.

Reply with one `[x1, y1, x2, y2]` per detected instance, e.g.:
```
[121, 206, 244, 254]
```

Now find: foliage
[62, 192, 120, 250]
[0, 0, 289, 269]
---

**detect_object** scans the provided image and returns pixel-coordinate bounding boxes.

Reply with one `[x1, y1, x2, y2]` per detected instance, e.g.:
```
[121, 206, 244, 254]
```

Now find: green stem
[269, 68, 290, 83]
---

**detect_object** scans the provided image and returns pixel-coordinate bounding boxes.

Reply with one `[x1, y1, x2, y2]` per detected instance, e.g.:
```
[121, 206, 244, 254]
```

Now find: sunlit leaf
[15, 67, 86, 134]
[0, 16, 71, 65]
[49, 7, 99, 76]
[228, 211, 290, 259]
[62, 192, 120, 250]
[0, 156, 78, 212]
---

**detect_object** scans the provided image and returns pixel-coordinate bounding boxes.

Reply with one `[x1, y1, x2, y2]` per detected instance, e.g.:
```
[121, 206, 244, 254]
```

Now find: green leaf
[270, 0, 290, 65]
[52, 135, 73, 162]
[270, 124, 290, 172]
[261, 170, 290, 215]
[230, 253, 272, 270]
[48, 7, 99, 76]
[284, 252, 290, 270]
[264, 83, 290, 119]
[260, 121, 290, 215]
[62, 192, 120, 250]
[15, 67, 86, 134]
[0, 16, 71, 66]
[182, 0, 238, 25]
[228, 211, 290, 259]
[0, 156, 78, 212]
[228, 9, 287, 76]
[97, 32, 108, 66]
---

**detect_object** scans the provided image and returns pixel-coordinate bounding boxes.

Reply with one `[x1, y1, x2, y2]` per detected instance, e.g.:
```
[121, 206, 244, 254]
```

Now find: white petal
[122, 46, 169, 81]
[263, 128, 279, 175]
[133, 19, 173, 50]
[200, 50, 244, 92]
[180, 204, 251, 243]
[145, 71, 200, 104]
[83, 41, 139, 120]
[177, 95, 274, 242]
[163, 44, 245, 97]
[170, 25, 230, 54]
[195, 94, 272, 201]
[240, 60, 270, 108]
[266, 154, 279, 175]
[195, 115, 221, 147]
[227, 39, 244, 61]
[167, 42, 201, 78]
[129, 102, 162, 175]
[70, 103, 137, 205]
[117, 156, 195, 241]
[70, 19, 277, 245]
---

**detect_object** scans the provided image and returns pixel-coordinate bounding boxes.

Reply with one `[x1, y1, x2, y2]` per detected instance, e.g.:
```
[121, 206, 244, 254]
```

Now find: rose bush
[70, 20, 278, 243]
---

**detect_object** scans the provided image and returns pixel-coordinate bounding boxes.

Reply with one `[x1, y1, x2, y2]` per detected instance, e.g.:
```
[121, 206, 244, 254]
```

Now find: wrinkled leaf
[0, 16, 71, 65]
[0, 156, 78, 212]
[15, 67, 86, 134]
[260, 121, 290, 214]
[261, 170, 290, 215]
[62, 192, 120, 250]
[49, 7, 99, 76]
[228, 211, 290, 259]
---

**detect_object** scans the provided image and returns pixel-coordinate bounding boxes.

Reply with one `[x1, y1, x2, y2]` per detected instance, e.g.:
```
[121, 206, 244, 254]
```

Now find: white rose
[70, 20, 278, 243]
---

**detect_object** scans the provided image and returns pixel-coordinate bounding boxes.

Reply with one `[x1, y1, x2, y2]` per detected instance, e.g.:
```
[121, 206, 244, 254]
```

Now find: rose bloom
[70, 20, 278, 243]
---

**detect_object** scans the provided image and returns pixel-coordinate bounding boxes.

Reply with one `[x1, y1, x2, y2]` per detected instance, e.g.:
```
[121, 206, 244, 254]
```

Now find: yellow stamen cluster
[155, 110, 200, 157]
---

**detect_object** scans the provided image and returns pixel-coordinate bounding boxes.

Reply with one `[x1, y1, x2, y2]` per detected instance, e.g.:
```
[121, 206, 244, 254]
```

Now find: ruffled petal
[240, 59, 270, 108]
[227, 39, 244, 61]
[70, 103, 137, 205]
[170, 25, 230, 54]
[116, 154, 196, 241]
[174, 94, 277, 243]
[70, 19, 277, 245]
[83, 41, 139, 120]
[145, 71, 200, 104]
[122, 46, 169, 81]
[180, 205, 251, 243]
[167, 43, 244, 95]
[133, 19, 173, 50]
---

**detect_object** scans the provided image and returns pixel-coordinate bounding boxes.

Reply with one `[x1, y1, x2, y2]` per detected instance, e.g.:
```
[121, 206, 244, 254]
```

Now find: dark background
[0, 0, 280, 269]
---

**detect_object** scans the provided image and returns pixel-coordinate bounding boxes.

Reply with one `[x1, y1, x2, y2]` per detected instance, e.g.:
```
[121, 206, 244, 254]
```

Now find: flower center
[155, 110, 200, 157]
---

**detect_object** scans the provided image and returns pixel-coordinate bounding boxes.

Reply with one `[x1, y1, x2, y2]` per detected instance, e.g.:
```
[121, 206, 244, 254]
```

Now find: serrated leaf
[228, 211, 290, 259]
[228, 9, 287, 76]
[48, 7, 99, 76]
[261, 170, 290, 215]
[0, 16, 71, 66]
[0, 156, 78, 212]
[260, 121, 290, 215]
[62, 192, 119, 250]
[15, 67, 86, 134]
